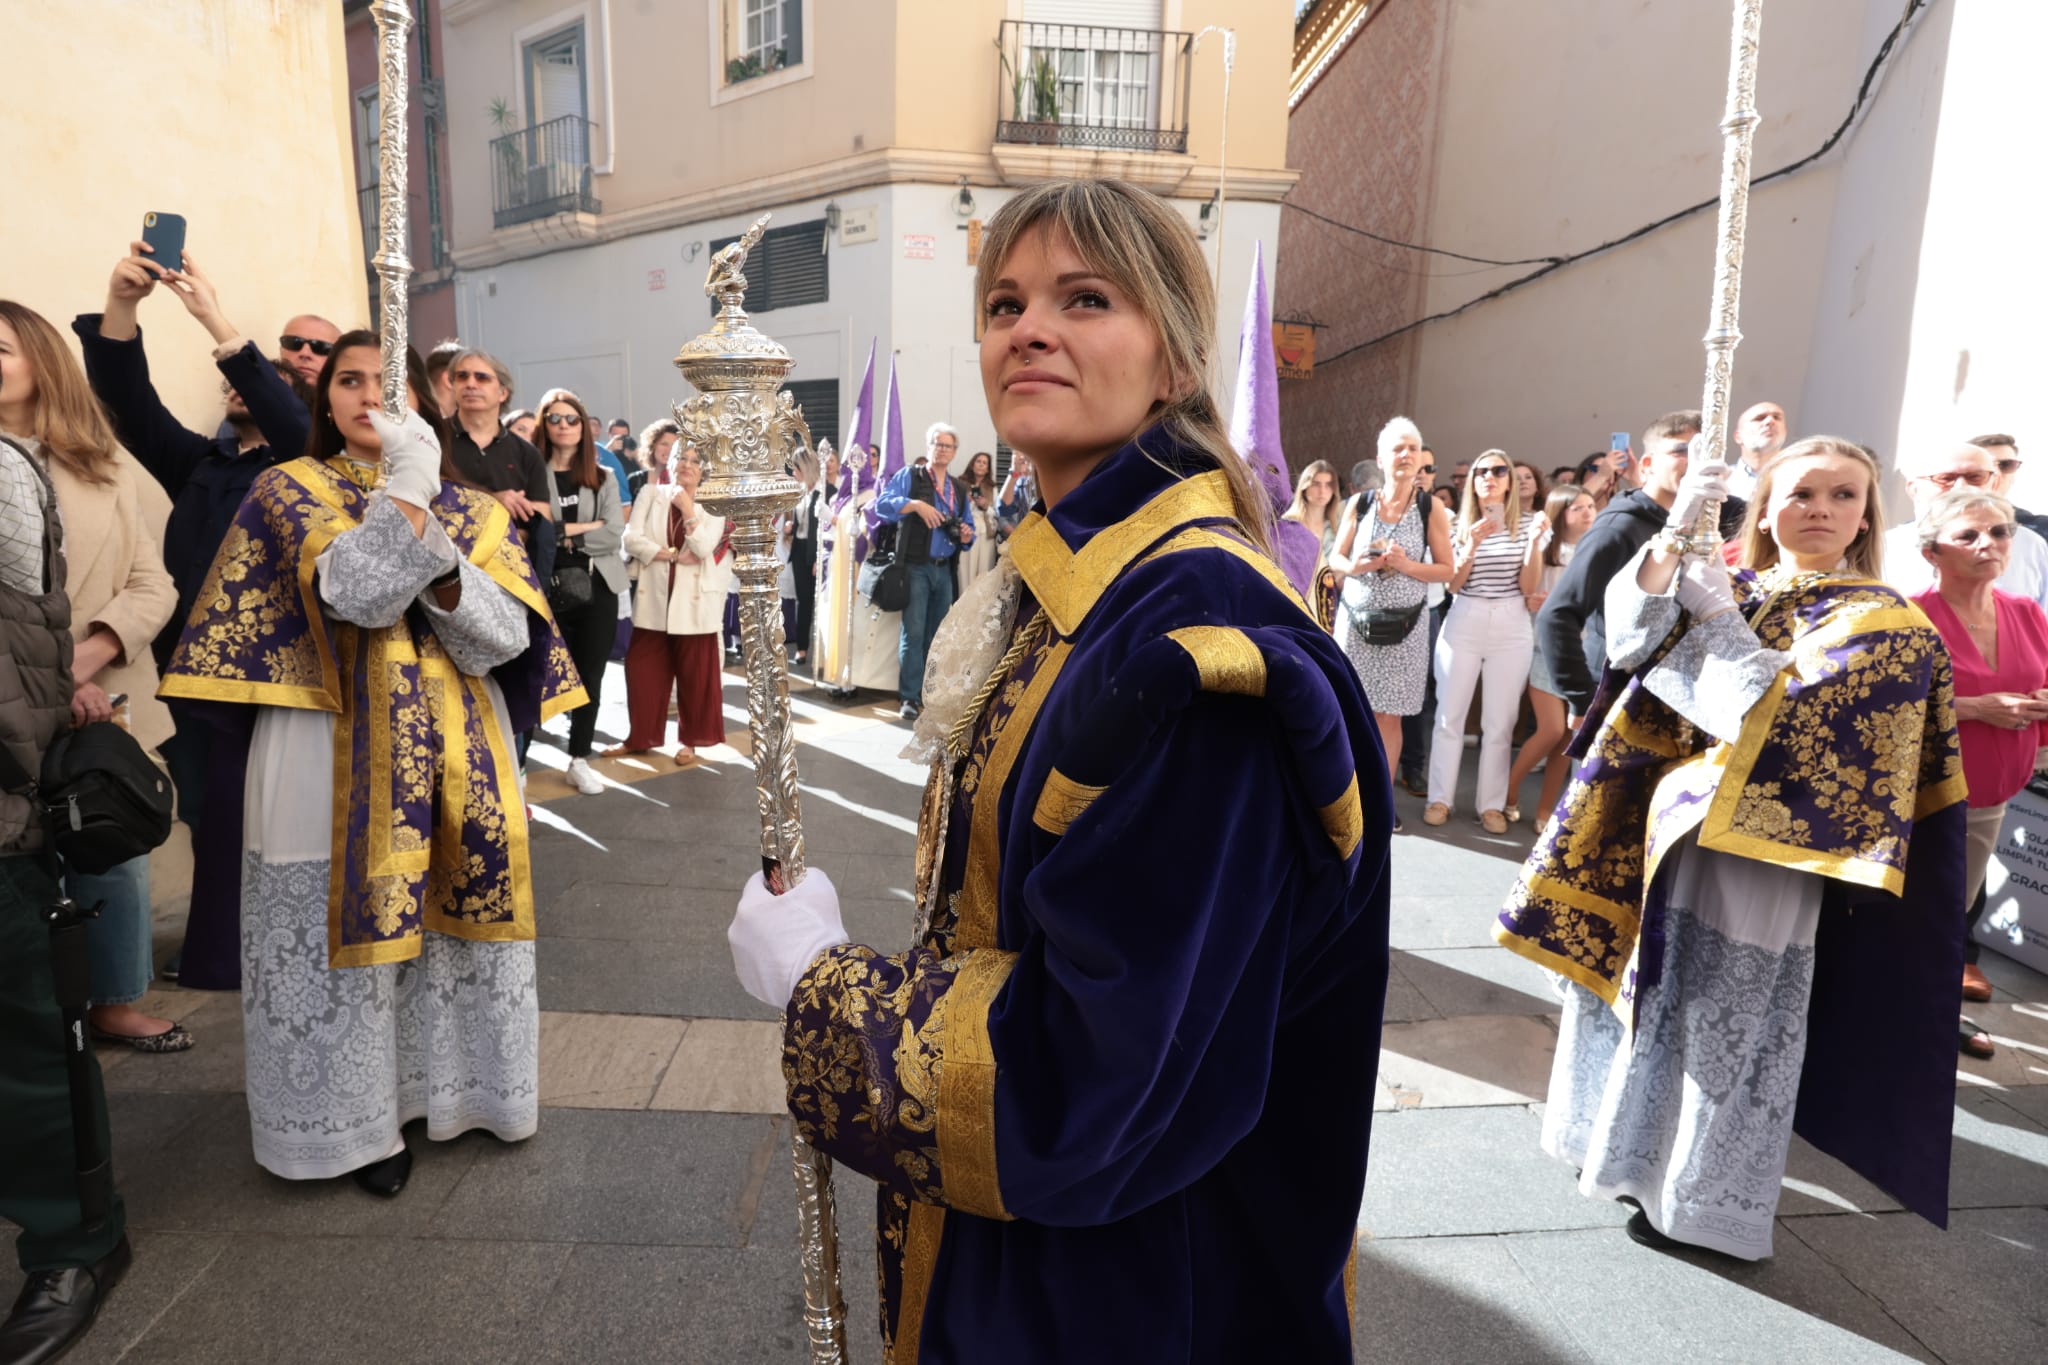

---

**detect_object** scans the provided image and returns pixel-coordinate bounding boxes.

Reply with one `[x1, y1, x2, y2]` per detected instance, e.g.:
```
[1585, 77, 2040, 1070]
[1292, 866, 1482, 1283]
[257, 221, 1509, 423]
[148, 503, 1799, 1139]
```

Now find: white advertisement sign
[1983, 784, 2048, 974]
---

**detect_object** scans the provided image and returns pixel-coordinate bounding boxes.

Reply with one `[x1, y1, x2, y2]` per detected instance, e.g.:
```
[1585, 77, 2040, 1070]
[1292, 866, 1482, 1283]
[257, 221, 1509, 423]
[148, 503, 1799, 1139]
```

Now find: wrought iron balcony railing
[995, 20, 1191, 155]
[490, 114, 601, 229]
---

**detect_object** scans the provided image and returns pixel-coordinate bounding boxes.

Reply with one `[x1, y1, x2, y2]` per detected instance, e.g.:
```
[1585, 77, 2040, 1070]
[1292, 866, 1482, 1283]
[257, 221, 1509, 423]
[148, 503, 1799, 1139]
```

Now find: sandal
[91, 1022, 194, 1054]
[601, 745, 651, 758]
[1960, 1017, 1996, 1060]
[673, 747, 698, 766]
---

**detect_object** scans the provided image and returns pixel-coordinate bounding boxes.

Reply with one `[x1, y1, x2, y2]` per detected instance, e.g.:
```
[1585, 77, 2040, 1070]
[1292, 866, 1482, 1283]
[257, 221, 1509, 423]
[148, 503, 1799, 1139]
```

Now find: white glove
[1674, 552, 1738, 621]
[1666, 454, 1731, 536]
[367, 408, 444, 509]
[728, 867, 848, 1009]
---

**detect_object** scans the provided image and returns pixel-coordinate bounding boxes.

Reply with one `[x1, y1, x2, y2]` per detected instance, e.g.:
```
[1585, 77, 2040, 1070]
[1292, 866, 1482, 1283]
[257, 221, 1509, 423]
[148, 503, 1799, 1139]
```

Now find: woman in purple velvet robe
[729, 179, 1393, 1362]
[1499, 438, 1967, 1259]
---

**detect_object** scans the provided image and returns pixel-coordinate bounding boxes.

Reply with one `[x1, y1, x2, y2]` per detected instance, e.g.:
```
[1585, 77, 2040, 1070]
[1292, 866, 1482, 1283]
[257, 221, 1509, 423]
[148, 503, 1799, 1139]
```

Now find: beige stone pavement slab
[1377, 1014, 1557, 1108]
[538, 1010, 691, 1109]
[649, 1017, 786, 1114]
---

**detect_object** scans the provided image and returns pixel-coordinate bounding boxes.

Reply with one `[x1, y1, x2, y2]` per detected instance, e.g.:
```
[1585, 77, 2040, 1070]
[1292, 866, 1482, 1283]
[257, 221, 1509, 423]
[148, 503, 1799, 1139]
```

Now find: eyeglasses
[1944, 523, 2018, 546]
[1472, 466, 1511, 479]
[452, 368, 498, 385]
[545, 413, 582, 426]
[1920, 470, 1994, 490]
[279, 335, 334, 356]
[1997, 459, 2024, 476]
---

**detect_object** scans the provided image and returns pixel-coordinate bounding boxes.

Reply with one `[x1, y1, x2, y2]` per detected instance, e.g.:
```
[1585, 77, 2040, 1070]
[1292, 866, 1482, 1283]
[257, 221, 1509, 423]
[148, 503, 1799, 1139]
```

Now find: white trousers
[1428, 594, 1533, 812]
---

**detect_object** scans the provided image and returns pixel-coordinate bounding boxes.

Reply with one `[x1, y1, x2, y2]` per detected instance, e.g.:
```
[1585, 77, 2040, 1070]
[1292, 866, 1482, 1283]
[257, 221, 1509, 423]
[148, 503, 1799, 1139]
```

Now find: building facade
[1278, 0, 2046, 512]
[431, 0, 1296, 453]
[343, 0, 462, 348]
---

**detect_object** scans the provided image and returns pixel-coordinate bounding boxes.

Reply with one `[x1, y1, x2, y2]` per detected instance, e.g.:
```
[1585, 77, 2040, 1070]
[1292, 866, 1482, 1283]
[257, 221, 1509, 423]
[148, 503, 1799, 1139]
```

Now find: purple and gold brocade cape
[1497, 569, 1971, 1225]
[1496, 571, 1966, 1009]
[159, 457, 586, 968]
[783, 437, 1393, 1364]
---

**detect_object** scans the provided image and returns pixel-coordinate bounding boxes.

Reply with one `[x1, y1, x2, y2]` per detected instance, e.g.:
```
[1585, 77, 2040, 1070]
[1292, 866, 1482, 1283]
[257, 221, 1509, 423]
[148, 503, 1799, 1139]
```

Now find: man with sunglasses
[1882, 443, 2048, 610]
[275, 316, 341, 387]
[1975, 434, 2046, 541]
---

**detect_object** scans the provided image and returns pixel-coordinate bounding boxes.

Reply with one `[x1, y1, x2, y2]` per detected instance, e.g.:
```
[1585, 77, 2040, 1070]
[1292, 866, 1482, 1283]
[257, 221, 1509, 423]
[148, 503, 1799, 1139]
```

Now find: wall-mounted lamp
[954, 177, 977, 218]
[824, 200, 842, 233]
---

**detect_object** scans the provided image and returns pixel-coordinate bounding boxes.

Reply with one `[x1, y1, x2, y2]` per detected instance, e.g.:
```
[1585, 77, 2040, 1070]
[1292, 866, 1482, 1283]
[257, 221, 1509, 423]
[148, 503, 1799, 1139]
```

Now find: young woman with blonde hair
[1283, 458, 1343, 561]
[1424, 449, 1546, 832]
[729, 178, 1390, 1362]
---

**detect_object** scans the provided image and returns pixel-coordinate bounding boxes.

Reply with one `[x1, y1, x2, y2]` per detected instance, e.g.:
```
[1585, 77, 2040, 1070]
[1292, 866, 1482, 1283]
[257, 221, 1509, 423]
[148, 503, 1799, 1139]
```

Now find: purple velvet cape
[1496, 570, 1970, 1226]
[783, 435, 1393, 1363]
[159, 457, 585, 967]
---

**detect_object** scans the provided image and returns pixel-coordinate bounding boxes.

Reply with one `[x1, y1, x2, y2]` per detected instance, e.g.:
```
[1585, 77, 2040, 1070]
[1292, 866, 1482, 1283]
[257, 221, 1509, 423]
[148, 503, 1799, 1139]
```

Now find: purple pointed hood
[844, 338, 877, 455]
[1229, 242, 1319, 596]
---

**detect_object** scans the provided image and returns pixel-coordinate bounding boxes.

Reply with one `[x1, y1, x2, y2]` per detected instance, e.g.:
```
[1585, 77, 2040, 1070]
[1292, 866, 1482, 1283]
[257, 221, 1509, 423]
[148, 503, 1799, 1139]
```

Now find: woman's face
[326, 345, 422, 458]
[649, 431, 676, 466]
[1564, 493, 1596, 535]
[1516, 465, 1539, 505]
[509, 413, 538, 443]
[1924, 503, 2015, 585]
[969, 452, 991, 482]
[824, 453, 841, 488]
[672, 444, 704, 494]
[1434, 487, 1456, 509]
[0, 317, 38, 411]
[1378, 433, 1422, 481]
[1307, 470, 1336, 508]
[542, 403, 583, 453]
[1762, 453, 1870, 568]
[980, 224, 1173, 470]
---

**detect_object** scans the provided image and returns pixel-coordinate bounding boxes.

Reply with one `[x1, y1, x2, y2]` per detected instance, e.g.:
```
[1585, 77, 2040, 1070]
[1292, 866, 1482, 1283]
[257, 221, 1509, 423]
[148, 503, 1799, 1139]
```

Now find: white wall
[453, 183, 1283, 461]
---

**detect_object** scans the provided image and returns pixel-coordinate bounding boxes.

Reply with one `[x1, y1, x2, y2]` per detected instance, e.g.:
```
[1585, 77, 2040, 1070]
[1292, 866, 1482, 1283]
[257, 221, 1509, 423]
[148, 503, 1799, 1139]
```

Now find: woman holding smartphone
[1425, 449, 1546, 832]
[535, 388, 626, 795]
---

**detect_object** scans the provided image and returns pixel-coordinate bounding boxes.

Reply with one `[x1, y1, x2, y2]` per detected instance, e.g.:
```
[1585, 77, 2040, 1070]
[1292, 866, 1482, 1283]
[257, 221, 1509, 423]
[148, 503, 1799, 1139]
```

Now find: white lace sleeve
[902, 555, 1023, 763]
[1605, 543, 1789, 743]
[417, 557, 529, 676]
[317, 495, 458, 627]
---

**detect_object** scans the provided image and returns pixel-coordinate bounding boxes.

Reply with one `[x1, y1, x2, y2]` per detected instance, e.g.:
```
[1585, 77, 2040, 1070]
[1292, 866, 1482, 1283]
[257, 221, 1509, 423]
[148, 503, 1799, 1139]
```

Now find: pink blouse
[1915, 587, 2048, 808]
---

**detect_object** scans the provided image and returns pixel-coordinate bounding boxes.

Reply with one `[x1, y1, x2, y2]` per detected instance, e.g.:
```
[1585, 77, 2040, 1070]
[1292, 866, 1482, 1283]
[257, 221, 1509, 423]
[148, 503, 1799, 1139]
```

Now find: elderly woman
[1911, 489, 2048, 1059]
[1329, 419, 1455, 829]
[612, 442, 731, 763]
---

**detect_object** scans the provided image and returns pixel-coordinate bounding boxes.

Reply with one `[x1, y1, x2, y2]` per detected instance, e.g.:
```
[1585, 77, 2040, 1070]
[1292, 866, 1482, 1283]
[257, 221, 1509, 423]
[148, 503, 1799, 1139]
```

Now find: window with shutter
[782, 379, 838, 462]
[524, 25, 587, 126]
[707, 219, 829, 315]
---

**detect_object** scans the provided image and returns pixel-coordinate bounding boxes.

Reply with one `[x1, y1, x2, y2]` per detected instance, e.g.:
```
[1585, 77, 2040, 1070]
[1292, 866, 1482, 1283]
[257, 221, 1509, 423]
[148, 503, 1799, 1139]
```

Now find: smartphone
[140, 211, 187, 277]
[107, 694, 129, 709]
[1610, 432, 1631, 453]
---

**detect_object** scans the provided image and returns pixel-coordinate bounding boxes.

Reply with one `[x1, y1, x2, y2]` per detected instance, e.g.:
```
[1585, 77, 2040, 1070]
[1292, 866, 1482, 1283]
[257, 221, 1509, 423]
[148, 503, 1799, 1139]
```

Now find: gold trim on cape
[1008, 470, 1238, 635]
[1320, 773, 1364, 860]
[1031, 768, 1107, 837]
[892, 1200, 947, 1365]
[1166, 625, 1268, 697]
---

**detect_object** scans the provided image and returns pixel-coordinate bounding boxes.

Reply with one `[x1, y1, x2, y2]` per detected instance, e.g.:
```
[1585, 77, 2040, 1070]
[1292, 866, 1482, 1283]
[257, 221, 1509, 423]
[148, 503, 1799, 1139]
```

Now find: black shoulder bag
[1347, 490, 1427, 647]
[0, 723, 175, 874]
[857, 521, 909, 613]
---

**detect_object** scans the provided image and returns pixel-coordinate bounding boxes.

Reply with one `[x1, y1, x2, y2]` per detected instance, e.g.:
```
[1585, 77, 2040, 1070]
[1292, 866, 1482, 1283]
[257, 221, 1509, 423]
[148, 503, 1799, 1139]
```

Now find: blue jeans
[64, 855, 153, 1008]
[898, 560, 956, 704]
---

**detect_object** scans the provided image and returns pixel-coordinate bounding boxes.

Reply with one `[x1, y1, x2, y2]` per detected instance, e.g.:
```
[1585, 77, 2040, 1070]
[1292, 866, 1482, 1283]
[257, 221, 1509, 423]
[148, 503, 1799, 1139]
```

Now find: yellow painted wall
[6, 1, 366, 434]
[1174, 0, 1292, 177]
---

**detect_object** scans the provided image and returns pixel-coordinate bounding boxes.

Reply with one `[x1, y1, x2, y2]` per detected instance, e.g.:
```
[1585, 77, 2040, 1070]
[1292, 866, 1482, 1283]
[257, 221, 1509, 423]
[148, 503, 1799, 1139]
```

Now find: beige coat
[49, 451, 177, 749]
[624, 483, 732, 636]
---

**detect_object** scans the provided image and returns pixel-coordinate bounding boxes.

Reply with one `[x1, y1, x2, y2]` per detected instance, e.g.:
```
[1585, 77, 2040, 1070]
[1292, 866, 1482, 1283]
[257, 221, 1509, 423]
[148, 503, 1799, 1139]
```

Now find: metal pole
[1690, 0, 1766, 549]
[368, 0, 415, 427]
[677, 219, 847, 1364]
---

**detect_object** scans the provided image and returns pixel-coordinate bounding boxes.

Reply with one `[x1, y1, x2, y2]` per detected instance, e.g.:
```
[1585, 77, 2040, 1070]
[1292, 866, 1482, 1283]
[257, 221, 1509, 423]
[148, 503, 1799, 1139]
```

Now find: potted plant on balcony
[996, 43, 1063, 142]
[488, 97, 529, 209]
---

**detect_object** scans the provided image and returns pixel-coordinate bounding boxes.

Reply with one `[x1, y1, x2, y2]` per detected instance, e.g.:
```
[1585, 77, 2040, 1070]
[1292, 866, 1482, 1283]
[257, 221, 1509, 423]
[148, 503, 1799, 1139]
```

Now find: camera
[938, 514, 965, 544]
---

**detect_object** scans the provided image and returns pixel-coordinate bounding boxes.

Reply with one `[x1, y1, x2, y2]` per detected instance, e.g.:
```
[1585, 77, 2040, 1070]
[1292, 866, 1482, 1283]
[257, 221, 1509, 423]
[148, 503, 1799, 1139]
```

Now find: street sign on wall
[1274, 322, 1316, 380]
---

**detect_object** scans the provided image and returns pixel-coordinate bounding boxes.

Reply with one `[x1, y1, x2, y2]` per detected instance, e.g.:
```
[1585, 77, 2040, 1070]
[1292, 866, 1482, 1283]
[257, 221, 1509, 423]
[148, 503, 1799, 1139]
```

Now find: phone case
[141, 212, 187, 274]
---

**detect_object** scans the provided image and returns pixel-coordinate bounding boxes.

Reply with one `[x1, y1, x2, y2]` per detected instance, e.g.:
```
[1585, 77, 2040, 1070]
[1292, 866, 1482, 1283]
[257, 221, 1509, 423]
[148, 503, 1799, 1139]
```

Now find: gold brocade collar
[1007, 468, 1238, 636]
[324, 456, 383, 491]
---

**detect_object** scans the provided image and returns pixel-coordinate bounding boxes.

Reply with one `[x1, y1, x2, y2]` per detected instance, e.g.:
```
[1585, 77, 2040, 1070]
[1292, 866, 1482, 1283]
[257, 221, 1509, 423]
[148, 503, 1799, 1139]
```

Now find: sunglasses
[1419, 464, 1436, 476]
[1997, 459, 2023, 476]
[545, 412, 582, 426]
[452, 368, 498, 384]
[1472, 466, 1511, 479]
[1920, 470, 1993, 490]
[1945, 523, 2018, 546]
[279, 335, 333, 356]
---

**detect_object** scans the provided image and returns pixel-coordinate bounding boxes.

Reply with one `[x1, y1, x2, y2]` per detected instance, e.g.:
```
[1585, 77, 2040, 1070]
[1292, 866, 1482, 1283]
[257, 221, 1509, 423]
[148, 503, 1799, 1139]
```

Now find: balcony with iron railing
[489, 114, 601, 229]
[995, 20, 1191, 155]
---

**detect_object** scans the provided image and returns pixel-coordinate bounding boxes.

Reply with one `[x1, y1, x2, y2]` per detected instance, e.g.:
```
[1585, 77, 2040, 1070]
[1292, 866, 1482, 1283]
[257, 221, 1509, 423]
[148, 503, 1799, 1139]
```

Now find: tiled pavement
[7, 662, 2047, 1363]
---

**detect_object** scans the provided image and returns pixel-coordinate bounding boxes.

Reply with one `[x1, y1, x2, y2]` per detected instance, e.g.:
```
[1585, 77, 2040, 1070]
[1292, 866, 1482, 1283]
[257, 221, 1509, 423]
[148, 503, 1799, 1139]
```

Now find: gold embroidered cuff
[1032, 768, 1107, 836]
[1166, 625, 1266, 697]
[1319, 773, 1364, 860]
[937, 947, 1019, 1221]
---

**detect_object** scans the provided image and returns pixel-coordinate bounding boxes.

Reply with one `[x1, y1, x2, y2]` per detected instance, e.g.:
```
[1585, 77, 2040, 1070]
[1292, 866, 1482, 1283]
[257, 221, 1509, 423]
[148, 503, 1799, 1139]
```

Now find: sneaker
[566, 757, 604, 795]
[899, 700, 921, 720]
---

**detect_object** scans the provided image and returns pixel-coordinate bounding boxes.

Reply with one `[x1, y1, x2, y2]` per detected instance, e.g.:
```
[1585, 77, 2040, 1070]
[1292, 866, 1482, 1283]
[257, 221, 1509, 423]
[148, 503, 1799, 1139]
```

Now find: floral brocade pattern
[783, 943, 965, 1205]
[1499, 572, 1964, 1003]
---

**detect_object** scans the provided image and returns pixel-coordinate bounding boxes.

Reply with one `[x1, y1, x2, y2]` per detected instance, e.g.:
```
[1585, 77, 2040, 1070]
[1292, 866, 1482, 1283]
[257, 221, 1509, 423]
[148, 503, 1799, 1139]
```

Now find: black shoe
[351, 1145, 413, 1198]
[0, 1235, 131, 1365]
[1624, 1208, 1680, 1251]
[899, 700, 921, 720]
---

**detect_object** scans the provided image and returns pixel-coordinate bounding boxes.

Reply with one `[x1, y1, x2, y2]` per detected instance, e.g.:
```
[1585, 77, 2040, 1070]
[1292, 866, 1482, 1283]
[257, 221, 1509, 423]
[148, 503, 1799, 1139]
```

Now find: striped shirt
[1460, 513, 1535, 599]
